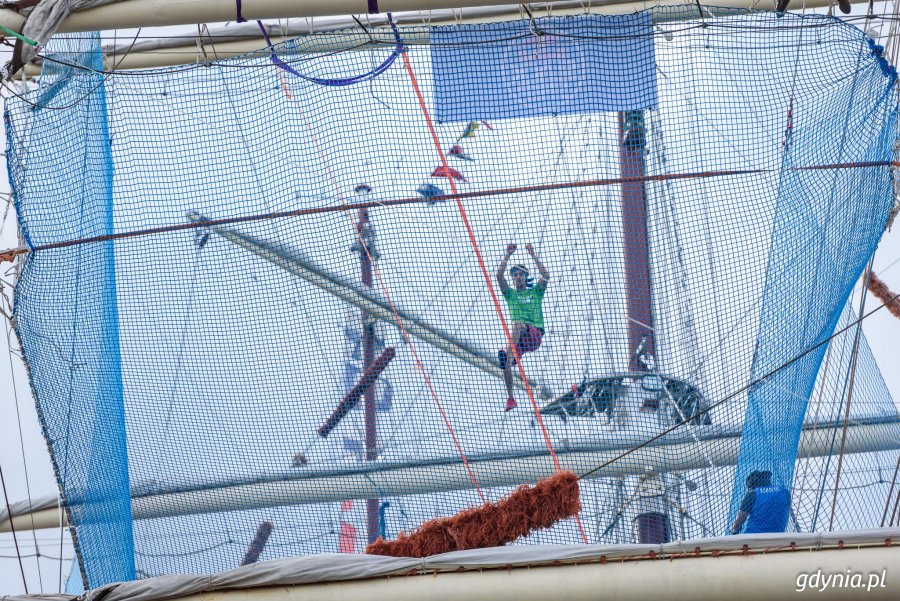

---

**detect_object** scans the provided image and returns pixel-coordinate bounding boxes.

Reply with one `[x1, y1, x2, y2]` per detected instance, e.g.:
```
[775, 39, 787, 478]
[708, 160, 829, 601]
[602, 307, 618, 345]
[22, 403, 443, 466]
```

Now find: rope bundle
[867, 273, 900, 320]
[366, 471, 581, 557]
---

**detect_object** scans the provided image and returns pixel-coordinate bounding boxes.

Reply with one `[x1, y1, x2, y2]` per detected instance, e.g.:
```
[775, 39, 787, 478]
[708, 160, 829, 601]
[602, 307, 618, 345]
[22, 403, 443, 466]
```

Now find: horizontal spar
[3, 416, 898, 530]
[3, 162, 895, 263]
[19, 0, 861, 72]
[188, 211, 552, 398]
[0, 0, 865, 38]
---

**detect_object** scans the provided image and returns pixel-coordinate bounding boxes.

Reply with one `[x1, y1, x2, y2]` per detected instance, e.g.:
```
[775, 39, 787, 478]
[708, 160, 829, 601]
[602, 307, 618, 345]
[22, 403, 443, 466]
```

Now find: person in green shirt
[496, 243, 549, 411]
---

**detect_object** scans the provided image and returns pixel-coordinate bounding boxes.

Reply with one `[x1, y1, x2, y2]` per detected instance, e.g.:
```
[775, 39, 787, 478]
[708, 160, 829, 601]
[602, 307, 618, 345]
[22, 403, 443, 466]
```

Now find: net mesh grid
[4, 7, 899, 587]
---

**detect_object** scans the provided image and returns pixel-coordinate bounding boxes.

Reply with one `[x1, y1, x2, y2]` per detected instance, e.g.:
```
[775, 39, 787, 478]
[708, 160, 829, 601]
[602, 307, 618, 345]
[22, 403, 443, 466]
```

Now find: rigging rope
[577, 288, 900, 482]
[828, 258, 874, 531]
[0, 461, 28, 592]
[394, 21, 589, 543]
[2, 160, 897, 264]
[882, 452, 900, 527]
[4, 316, 43, 591]
[792, 321, 836, 527]
[273, 65, 486, 504]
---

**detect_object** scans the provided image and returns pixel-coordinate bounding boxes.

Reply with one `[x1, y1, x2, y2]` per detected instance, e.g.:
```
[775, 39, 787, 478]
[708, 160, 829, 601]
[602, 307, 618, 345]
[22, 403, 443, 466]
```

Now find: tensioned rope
[577, 289, 900, 484]
[394, 19, 590, 543]
[867, 272, 900, 527]
[5, 316, 43, 591]
[868, 271, 900, 318]
[0, 461, 28, 592]
[1, 161, 895, 263]
[828, 258, 873, 531]
[269, 37, 486, 504]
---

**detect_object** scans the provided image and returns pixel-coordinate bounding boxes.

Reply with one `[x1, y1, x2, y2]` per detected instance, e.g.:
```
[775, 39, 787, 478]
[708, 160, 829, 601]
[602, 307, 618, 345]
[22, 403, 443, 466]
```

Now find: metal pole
[619, 110, 656, 374]
[0, 0, 864, 37]
[619, 109, 669, 545]
[357, 208, 380, 544]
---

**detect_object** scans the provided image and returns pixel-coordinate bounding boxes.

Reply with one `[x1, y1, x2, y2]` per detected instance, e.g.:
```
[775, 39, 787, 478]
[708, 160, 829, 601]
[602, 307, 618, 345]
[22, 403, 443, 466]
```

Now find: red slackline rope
[2, 162, 897, 263]
[277, 71, 487, 504]
[397, 47, 589, 543]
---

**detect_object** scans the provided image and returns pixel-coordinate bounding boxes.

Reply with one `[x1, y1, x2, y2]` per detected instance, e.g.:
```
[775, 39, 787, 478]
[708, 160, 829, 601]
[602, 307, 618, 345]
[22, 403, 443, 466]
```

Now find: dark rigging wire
[1, 27, 142, 111]
[578, 289, 900, 482]
[5, 317, 43, 591]
[0, 461, 28, 592]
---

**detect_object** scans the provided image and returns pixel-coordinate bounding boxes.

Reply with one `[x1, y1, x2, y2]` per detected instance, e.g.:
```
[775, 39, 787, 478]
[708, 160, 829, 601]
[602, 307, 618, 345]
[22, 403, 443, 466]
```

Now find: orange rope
[398, 50, 589, 542]
[277, 72, 486, 504]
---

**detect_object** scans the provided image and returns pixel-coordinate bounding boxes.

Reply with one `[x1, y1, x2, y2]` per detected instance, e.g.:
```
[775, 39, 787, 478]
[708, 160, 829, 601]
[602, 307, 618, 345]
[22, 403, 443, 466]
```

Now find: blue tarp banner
[431, 13, 657, 122]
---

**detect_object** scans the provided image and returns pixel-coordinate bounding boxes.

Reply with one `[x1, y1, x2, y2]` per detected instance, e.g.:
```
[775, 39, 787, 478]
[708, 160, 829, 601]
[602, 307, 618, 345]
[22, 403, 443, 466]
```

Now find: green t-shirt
[503, 285, 546, 330]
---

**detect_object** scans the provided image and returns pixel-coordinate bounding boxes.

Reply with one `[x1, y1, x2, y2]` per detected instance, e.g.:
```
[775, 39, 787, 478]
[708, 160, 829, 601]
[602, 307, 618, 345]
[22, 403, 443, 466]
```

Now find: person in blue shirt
[730, 470, 791, 534]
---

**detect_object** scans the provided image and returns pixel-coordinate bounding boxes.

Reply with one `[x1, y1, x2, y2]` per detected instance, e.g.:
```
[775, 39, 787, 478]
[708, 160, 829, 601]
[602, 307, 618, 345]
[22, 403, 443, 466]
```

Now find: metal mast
[619, 109, 671, 545]
[354, 202, 380, 544]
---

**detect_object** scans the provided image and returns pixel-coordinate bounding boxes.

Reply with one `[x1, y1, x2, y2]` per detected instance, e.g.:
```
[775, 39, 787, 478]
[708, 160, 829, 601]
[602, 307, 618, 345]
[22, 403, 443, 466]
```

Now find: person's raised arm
[525, 243, 549, 288]
[496, 244, 516, 292]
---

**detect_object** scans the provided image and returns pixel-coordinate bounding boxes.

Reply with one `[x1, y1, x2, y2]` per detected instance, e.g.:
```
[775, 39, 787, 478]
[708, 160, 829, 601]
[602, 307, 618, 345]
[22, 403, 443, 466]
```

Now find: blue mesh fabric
[6, 33, 135, 586]
[728, 47, 897, 529]
[65, 561, 86, 594]
[431, 13, 657, 121]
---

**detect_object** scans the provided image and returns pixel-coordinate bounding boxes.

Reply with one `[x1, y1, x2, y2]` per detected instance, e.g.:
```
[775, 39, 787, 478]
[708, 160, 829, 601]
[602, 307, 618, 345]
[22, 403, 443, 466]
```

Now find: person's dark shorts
[517, 325, 544, 355]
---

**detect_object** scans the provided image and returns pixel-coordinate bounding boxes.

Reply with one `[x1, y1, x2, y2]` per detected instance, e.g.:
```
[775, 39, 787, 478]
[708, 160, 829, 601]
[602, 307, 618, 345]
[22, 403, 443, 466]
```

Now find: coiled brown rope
[868, 273, 900, 320]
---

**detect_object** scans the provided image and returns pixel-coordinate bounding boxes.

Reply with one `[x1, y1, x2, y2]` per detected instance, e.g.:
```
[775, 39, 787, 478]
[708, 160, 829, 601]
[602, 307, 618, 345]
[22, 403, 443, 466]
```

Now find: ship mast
[353, 204, 379, 543]
[618, 109, 672, 545]
[355, 204, 380, 544]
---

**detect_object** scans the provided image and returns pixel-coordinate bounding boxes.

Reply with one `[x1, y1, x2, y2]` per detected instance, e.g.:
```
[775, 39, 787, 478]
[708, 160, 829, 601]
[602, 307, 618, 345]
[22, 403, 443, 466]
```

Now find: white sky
[2, 3, 900, 594]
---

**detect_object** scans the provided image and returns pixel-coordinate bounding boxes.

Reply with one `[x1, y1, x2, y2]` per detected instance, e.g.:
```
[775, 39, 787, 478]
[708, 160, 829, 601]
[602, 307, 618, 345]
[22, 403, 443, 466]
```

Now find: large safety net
[4, 7, 900, 588]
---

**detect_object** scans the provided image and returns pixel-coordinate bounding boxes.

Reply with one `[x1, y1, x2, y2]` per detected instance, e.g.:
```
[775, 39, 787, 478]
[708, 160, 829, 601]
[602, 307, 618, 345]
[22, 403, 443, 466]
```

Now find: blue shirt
[741, 486, 791, 534]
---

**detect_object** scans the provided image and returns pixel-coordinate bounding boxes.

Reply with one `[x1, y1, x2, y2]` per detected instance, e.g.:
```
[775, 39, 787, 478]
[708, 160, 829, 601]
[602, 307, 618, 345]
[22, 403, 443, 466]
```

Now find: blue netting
[65, 561, 85, 594]
[727, 35, 897, 529]
[6, 32, 134, 586]
[431, 13, 658, 121]
[4, 7, 899, 587]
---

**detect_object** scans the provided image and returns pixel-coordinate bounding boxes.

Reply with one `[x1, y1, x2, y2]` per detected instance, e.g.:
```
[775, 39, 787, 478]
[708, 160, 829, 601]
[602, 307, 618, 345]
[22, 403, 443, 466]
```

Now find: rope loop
[257, 13, 403, 87]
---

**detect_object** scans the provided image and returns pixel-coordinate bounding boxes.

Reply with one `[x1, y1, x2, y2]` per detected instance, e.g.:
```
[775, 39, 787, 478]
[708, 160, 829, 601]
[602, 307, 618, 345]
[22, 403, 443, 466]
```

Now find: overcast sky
[2, 4, 900, 595]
